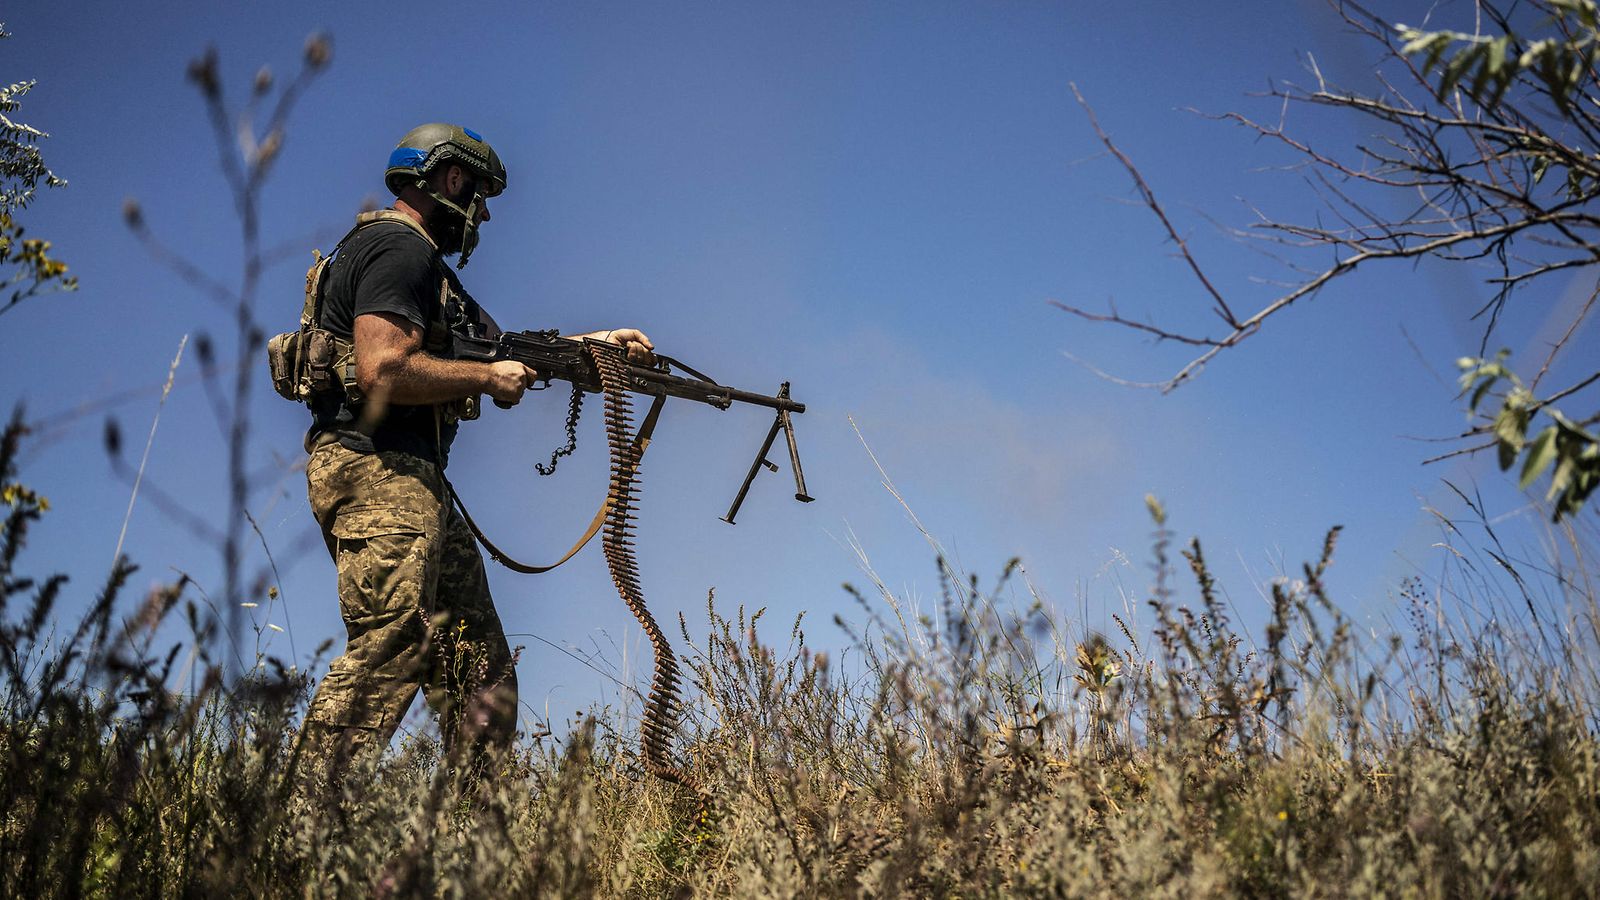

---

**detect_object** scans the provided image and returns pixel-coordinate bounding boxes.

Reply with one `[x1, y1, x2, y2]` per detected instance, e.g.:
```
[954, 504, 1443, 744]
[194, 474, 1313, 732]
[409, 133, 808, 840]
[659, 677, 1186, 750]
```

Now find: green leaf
[1440, 47, 1478, 97]
[1520, 426, 1559, 490]
[1470, 375, 1498, 413]
[1401, 28, 1455, 75]
[1493, 402, 1528, 446]
[1549, 408, 1599, 442]
[1532, 154, 1551, 184]
[1549, 453, 1576, 502]
[1520, 39, 1554, 71]
[1472, 37, 1506, 97]
[1398, 26, 1431, 57]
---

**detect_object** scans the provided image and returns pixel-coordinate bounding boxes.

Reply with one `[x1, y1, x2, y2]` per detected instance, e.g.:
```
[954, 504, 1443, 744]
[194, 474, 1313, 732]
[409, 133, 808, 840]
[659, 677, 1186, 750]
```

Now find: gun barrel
[627, 368, 807, 414]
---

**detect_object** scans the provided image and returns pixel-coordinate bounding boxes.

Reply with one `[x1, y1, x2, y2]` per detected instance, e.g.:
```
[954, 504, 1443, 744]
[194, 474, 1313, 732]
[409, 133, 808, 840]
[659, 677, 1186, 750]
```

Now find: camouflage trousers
[301, 438, 518, 777]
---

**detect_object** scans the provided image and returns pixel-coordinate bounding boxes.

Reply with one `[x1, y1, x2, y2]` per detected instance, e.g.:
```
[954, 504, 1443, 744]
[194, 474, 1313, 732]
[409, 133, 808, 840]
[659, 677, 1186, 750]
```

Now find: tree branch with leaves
[1062, 0, 1600, 518]
[0, 25, 76, 320]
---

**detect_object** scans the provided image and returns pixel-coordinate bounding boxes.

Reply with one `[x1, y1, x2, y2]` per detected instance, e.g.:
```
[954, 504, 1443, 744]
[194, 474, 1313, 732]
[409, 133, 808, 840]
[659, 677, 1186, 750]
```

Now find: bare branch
[1049, 299, 1222, 347]
[124, 211, 240, 312]
[1070, 82, 1241, 329]
[1056, 349, 1169, 390]
[1531, 280, 1600, 390]
[1422, 438, 1497, 466]
[1535, 370, 1600, 410]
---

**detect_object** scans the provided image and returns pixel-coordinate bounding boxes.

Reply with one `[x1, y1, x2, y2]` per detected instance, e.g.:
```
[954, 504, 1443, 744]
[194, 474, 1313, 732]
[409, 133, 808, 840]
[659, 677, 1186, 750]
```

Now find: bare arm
[354, 311, 537, 406]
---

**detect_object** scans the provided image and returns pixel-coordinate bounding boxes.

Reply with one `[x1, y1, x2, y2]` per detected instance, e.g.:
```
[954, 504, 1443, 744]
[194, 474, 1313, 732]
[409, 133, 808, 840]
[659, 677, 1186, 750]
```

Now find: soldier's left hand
[606, 328, 656, 366]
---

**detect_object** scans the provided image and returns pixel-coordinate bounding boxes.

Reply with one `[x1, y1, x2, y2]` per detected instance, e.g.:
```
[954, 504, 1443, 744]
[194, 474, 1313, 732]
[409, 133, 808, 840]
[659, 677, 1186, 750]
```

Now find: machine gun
[449, 328, 812, 803]
[452, 328, 812, 522]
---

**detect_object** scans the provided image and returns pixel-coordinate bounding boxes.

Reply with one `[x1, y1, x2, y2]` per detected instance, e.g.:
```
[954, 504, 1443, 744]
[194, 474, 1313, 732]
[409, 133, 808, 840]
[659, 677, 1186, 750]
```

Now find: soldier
[298, 123, 654, 779]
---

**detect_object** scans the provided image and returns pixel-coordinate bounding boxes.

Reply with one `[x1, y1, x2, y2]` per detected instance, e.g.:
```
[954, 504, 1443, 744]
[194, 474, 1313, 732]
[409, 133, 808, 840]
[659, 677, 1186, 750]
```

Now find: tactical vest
[267, 210, 475, 418]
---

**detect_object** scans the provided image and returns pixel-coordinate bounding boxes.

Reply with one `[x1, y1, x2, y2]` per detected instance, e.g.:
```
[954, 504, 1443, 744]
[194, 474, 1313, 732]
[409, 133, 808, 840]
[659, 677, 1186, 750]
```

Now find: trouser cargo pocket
[329, 503, 436, 626]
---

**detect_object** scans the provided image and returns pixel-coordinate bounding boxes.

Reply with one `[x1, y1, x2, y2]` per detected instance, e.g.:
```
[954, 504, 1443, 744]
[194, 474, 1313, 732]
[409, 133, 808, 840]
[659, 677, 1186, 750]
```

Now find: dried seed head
[253, 65, 273, 95]
[255, 128, 282, 165]
[304, 32, 332, 69]
[186, 47, 220, 98]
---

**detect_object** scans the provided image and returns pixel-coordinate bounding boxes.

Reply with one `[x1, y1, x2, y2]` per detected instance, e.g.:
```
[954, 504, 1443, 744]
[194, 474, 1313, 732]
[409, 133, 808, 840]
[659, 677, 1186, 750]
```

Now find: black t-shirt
[306, 220, 487, 466]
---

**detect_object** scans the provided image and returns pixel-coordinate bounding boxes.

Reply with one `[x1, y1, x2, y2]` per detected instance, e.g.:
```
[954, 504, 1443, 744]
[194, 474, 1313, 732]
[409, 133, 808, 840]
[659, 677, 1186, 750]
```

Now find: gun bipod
[722, 382, 814, 525]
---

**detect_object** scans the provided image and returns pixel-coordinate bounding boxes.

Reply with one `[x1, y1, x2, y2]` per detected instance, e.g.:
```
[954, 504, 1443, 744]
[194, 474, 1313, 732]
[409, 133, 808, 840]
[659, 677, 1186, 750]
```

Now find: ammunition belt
[588, 342, 708, 811]
[446, 342, 711, 821]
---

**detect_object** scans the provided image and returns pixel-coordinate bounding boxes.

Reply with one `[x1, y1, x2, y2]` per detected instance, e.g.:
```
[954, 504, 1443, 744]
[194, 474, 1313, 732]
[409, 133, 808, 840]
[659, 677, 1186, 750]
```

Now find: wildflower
[2, 483, 48, 510]
[1074, 635, 1121, 693]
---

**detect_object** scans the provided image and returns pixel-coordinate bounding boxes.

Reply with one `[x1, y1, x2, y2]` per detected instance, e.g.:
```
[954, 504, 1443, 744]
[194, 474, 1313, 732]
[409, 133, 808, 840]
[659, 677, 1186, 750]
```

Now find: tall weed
[3, 411, 1598, 896]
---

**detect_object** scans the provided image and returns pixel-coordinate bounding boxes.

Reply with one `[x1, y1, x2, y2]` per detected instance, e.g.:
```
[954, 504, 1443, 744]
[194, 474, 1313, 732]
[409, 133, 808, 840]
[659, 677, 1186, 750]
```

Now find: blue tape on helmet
[387, 147, 427, 169]
[463, 127, 484, 141]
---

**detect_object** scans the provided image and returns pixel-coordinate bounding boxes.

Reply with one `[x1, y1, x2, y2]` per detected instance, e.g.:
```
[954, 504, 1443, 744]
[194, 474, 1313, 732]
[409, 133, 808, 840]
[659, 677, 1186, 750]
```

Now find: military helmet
[384, 123, 506, 198]
[384, 123, 505, 268]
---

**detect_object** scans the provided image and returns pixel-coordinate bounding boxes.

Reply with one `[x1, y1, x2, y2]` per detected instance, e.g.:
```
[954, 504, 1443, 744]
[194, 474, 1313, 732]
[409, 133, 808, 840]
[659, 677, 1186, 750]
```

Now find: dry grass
[3, 411, 1599, 898]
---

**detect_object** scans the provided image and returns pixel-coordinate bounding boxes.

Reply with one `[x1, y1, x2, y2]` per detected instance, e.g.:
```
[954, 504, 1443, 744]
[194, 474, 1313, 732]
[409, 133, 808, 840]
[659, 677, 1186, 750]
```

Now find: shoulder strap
[301, 210, 440, 330]
[444, 393, 666, 574]
[300, 252, 334, 330]
[353, 209, 439, 250]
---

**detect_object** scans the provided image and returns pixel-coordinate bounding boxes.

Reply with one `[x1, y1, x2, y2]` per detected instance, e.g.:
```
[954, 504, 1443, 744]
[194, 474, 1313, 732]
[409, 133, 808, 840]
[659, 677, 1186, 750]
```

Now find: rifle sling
[444, 391, 666, 574]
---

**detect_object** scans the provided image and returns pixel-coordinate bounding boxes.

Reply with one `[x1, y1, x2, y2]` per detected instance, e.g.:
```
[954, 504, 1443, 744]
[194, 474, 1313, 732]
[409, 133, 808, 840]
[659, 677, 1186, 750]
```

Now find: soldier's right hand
[485, 360, 538, 406]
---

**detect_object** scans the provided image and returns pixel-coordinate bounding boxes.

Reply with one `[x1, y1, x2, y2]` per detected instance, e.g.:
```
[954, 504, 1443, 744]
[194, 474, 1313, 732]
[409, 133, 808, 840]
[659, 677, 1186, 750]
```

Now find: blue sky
[3, 1, 1593, 728]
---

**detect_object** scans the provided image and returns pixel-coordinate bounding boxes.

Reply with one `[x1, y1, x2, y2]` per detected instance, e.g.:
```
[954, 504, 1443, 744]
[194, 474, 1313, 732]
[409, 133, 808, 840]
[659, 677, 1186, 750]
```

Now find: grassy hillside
[4, 414, 1598, 898]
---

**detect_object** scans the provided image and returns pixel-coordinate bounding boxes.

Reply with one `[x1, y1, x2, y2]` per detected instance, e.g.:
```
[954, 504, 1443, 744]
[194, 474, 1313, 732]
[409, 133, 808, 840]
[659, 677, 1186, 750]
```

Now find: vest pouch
[266, 331, 305, 402]
[267, 328, 359, 403]
[303, 328, 360, 401]
[273, 213, 439, 408]
[303, 328, 338, 395]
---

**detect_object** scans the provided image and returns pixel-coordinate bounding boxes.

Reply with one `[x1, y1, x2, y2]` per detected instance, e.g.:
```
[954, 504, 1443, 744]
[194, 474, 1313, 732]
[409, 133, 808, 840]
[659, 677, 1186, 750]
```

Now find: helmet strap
[416, 177, 484, 269]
